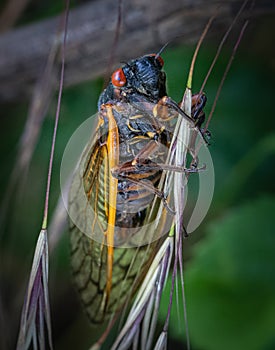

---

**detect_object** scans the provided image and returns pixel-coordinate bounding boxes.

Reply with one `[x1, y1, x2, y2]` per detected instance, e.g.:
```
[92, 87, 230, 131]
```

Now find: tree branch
[0, 0, 273, 102]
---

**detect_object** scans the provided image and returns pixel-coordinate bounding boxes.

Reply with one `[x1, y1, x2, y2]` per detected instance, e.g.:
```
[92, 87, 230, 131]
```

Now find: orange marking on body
[105, 105, 119, 305]
[103, 147, 109, 218]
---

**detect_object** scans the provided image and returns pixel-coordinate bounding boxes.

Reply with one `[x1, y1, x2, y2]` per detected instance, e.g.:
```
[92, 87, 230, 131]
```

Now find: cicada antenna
[155, 41, 170, 60]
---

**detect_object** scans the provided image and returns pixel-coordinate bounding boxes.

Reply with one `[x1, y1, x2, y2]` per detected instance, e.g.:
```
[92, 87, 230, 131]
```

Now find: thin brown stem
[205, 20, 249, 132]
[185, 13, 216, 92]
[199, 0, 249, 98]
[103, 0, 123, 87]
[42, 1, 70, 229]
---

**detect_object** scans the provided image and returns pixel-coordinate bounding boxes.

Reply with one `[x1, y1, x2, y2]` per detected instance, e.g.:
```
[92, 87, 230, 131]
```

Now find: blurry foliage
[0, 2, 275, 349]
[160, 197, 275, 350]
[16, 0, 88, 25]
[186, 196, 275, 350]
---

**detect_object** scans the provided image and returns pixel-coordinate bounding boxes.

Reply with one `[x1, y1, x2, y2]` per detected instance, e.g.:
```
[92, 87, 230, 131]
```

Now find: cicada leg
[106, 92, 208, 217]
[191, 93, 207, 127]
[111, 139, 205, 217]
[154, 94, 211, 147]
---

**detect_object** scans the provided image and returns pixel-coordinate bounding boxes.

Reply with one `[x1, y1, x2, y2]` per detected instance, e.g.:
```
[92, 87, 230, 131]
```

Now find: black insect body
[69, 53, 207, 324]
[98, 54, 167, 107]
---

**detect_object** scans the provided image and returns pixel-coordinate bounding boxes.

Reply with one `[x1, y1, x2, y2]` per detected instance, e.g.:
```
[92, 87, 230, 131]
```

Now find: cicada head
[98, 54, 167, 107]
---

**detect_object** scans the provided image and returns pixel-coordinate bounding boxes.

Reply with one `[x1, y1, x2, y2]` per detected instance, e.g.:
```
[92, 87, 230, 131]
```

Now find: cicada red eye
[155, 55, 164, 67]
[149, 53, 164, 67]
[111, 68, 127, 87]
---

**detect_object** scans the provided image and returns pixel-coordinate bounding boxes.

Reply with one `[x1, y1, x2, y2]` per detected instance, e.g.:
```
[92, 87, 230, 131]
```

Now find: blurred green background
[0, 1, 275, 349]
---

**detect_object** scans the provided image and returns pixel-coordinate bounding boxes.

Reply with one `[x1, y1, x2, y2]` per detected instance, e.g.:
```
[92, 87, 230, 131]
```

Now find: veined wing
[69, 106, 161, 324]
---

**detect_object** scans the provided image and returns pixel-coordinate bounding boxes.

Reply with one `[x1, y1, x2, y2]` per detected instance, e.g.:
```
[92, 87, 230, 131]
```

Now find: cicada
[68, 52, 206, 328]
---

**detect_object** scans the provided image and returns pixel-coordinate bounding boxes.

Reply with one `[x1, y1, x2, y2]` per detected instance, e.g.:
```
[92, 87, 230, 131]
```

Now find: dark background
[0, 1, 275, 349]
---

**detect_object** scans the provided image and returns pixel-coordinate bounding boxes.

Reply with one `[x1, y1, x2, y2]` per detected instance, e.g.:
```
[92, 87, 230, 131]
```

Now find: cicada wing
[69, 116, 161, 324]
[71, 227, 159, 323]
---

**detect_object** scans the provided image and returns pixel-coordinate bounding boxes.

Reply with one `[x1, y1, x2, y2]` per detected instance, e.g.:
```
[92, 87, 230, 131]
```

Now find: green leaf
[178, 196, 275, 350]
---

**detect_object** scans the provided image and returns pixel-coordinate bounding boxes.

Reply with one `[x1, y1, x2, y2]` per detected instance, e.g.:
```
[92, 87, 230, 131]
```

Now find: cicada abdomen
[68, 54, 206, 324]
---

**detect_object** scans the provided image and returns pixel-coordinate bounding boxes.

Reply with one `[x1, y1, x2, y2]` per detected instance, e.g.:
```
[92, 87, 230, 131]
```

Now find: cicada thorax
[69, 54, 207, 324]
